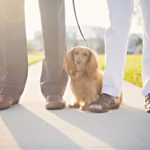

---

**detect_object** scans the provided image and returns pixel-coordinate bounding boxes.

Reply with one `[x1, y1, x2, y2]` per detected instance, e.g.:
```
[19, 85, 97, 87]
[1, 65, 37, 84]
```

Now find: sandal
[145, 94, 150, 113]
[87, 93, 122, 113]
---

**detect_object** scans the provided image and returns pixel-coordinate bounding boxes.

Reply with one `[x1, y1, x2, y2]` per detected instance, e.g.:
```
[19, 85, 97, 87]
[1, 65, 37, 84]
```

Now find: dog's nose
[76, 60, 81, 64]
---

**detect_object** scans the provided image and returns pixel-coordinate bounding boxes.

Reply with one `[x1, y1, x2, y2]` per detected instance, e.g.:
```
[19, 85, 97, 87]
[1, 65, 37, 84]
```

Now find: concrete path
[0, 62, 150, 150]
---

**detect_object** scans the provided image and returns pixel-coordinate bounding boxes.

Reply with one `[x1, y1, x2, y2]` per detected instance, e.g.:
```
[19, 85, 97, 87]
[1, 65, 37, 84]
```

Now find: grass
[98, 54, 142, 87]
[28, 51, 43, 65]
[28, 52, 143, 87]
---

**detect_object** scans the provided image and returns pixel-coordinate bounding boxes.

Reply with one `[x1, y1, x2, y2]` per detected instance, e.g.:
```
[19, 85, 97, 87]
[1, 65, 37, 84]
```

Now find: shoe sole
[87, 104, 120, 113]
[146, 109, 150, 113]
[46, 106, 65, 110]
[0, 100, 19, 110]
[45, 101, 65, 110]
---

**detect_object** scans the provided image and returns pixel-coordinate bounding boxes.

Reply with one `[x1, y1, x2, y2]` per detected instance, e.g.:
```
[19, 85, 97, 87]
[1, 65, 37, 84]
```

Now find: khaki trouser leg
[0, 0, 28, 99]
[38, 0, 68, 97]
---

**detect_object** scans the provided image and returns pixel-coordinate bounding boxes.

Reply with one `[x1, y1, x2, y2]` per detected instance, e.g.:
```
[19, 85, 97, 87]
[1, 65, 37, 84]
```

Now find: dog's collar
[76, 70, 85, 73]
[75, 70, 86, 75]
[76, 68, 86, 72]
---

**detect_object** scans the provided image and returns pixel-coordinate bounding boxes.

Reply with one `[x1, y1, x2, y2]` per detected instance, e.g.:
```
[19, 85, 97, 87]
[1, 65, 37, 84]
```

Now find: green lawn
[28, 51, 43, 65]
[98, 54, 142, 87]
[28, 52, 143, 87]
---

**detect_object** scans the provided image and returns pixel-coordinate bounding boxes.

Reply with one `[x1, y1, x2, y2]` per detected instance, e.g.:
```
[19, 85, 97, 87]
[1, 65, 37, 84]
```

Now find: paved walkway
[0, 62, 150, 150]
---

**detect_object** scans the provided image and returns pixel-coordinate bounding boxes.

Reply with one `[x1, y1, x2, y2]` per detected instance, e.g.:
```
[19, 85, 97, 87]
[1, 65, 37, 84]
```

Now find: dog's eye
[83, 53, 88, 57]
[74, 51, 78, 55]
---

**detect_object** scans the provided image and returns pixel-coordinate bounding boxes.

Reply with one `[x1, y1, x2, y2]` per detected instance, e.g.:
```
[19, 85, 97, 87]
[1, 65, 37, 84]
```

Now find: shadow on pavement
[0, 104, 82, 150]
[48, 104, 150, 150]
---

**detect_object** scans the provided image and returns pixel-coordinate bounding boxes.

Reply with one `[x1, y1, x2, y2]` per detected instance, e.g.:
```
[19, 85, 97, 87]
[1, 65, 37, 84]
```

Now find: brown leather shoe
[0, 95, 19, 110]
[45, 95, 65, 110]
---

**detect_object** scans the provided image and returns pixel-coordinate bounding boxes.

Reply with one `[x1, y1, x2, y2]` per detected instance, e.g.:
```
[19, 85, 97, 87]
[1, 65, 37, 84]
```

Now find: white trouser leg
[140, 0, 150, 96]
[102, 0, 133, 96]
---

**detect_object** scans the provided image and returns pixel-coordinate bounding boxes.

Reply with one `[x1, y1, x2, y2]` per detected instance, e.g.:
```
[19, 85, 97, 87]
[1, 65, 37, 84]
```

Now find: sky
[25, 0, 142, 40]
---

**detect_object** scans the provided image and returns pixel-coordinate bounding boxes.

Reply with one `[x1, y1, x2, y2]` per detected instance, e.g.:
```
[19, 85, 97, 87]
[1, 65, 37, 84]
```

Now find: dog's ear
[64, 48, 76, 76]
[87, 50, 99, 79]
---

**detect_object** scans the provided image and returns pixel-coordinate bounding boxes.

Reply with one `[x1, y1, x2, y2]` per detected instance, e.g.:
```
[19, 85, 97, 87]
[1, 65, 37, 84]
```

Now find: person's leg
[38, 0, 68, 109]
[140, 0, 150, 112]
[102, 0, 133, 97]
[0, 0, 28, 110]
[88, 0, 133, 112]
[140, 0, 150, 96]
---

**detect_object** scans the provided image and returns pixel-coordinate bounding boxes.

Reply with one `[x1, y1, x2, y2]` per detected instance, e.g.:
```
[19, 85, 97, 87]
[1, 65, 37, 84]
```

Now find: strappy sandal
[87, 93, 122, 113]
[145, 94, 150, 113]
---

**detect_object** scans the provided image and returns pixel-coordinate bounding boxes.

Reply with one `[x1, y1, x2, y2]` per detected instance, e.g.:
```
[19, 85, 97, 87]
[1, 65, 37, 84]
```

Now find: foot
[45, 95, 65, 110]
[145, 94, 150, 113]
[87, 93, 122, 113]
[0, 95, 19, 110]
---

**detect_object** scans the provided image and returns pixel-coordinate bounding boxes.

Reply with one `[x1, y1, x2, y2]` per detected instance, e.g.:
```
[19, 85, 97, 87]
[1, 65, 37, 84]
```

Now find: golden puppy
[64, 46, 103, 109]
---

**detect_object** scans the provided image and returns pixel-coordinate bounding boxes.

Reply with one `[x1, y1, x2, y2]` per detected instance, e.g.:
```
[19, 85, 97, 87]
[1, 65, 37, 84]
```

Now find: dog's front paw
[80, 105, 86, 111]
[68, 102, 80, 108]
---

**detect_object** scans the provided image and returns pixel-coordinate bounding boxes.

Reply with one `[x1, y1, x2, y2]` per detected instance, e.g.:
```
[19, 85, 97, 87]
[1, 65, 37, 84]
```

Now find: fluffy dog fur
[64, 46, 103, 109]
